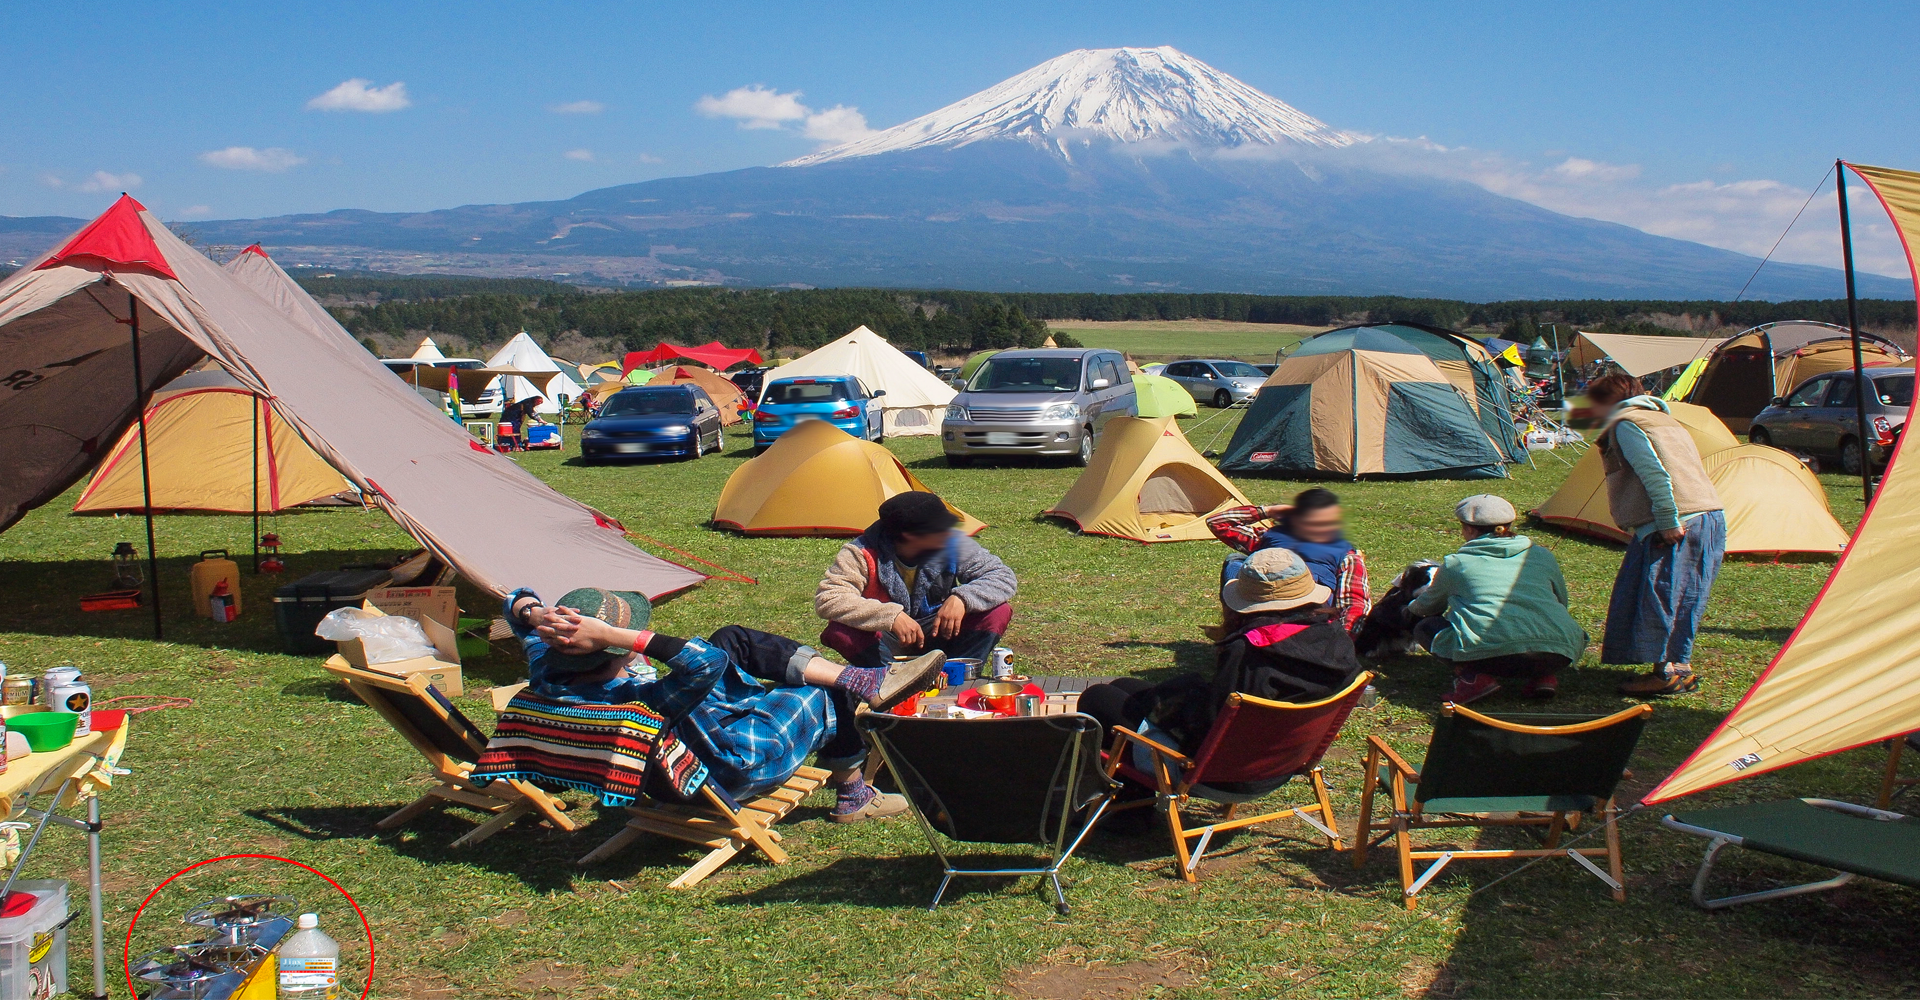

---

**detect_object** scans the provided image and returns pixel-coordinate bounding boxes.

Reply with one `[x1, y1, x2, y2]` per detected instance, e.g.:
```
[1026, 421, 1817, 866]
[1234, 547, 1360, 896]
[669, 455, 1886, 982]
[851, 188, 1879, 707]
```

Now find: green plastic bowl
[9, 711, 79, 752]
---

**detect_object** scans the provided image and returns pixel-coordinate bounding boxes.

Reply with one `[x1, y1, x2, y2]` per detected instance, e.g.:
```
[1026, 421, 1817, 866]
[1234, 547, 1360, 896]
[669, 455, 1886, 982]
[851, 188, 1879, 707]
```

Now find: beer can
[2, 677, 33, 706]
[49, 679, 91, 733]
[990, 646, 1014, 680]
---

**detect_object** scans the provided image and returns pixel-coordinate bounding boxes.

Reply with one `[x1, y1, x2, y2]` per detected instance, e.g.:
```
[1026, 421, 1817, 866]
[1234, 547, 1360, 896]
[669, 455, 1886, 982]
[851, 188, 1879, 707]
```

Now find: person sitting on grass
[1076, 548, 1363, 794]
[506, 586, 945, 823]
[815, 491, 1017, 668]
[1405, 495, 1589, 704]
[1206, 487, 1370, 631]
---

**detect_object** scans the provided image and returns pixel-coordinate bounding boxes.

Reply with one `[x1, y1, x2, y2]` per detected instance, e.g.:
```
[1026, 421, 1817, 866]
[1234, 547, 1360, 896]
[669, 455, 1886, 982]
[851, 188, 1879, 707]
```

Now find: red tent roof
[620, 341, 763, 375]
[36, 194, 176, 279]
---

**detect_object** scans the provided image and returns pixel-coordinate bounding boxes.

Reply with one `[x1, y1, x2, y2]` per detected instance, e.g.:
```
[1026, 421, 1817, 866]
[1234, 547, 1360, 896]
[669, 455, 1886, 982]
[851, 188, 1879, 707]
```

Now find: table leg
[88, 796, 105, 1000]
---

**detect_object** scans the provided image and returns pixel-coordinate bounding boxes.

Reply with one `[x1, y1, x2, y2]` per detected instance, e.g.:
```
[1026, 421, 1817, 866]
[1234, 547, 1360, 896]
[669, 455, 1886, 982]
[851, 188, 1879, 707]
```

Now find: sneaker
[869, 651, 947, 712]
[831, 791, 911, 823]
[1617, 668, 1698, 697]
[1523, 674, 1558, 700]
[1446, 672, 1501, 705]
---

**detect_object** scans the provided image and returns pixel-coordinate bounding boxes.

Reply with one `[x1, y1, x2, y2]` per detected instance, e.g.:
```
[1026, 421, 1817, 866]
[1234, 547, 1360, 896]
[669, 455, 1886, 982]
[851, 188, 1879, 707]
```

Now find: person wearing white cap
[1405, 495, 1589, 704]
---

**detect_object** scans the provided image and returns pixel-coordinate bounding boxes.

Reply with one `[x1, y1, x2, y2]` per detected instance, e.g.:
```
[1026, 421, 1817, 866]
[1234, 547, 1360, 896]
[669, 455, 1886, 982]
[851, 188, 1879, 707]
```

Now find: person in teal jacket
[1406, 495, 1589, 704]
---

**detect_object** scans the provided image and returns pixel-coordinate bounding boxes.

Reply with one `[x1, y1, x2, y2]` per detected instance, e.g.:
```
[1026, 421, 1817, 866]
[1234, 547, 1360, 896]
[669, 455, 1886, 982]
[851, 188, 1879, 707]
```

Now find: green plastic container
[9, 712, 78, 752]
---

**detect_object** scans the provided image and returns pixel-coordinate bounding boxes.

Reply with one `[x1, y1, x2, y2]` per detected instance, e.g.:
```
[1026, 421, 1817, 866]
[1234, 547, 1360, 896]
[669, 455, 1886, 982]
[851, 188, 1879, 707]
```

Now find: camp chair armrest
[1111, 727, 1191, 766]
[1367, 735, 1420, 779]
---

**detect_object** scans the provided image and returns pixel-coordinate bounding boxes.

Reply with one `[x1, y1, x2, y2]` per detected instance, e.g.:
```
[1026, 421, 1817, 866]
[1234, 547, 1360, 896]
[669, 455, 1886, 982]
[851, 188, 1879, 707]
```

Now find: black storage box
[272, 567, 394, 654]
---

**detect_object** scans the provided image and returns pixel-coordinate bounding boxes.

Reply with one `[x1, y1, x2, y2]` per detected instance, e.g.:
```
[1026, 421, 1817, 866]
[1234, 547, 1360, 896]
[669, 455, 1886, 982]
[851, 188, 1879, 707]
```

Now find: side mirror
[1771, 396, 1787, 407]
[1090, 378, 1111, 389]
[872, 389, 886, 397]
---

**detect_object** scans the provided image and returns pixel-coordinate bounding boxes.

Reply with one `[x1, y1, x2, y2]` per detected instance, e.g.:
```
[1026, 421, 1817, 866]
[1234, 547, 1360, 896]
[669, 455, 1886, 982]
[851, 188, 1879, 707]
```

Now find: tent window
[1137, 464, 1231, 515]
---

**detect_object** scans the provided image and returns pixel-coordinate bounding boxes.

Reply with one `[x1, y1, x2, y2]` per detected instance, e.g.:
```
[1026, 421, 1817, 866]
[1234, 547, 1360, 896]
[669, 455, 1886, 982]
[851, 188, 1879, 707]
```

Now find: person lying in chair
[505, 586, 945, 823]
[815, 491, 1017, 667]
[1076, 548, 1364, 794]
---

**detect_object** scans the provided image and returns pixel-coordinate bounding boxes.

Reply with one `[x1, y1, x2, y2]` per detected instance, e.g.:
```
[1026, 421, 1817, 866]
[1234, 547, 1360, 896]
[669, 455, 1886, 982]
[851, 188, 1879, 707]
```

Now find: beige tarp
[1568, 332, 1726, 377]
[713, 419, 983, 536]
[0, 197, 705, 601]
[408, 365, 558, 401]
[1646, 161, 1920, 803]
[1044, 415, 1248, 542]
[653, 365, 749, 425]
[761, 326, 955, 436]
[73, 370, 356, 514]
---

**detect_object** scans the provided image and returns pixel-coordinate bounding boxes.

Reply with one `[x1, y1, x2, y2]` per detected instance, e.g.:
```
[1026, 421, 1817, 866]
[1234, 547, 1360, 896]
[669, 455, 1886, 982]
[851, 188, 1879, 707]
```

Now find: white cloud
[550, 100, 605, 115]
[199, 146, 306, 172]
[175, 205, 213, 219]
[636, 153, 663, 164]
[801, 105, 876, 145]
[696, 85, 877, 148]
[306, 78, 411, 113]
[564, 148, 595, 162]
[77, 171, 142, 193]
[1551, 157, 1641, 183]
[38, 173, 64, 188]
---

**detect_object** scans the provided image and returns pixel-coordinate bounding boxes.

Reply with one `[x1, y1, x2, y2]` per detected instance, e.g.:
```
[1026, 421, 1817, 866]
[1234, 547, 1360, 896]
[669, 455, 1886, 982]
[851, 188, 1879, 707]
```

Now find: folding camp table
[1662, 798, 1920, 909]
[0, 721, 130, 1000]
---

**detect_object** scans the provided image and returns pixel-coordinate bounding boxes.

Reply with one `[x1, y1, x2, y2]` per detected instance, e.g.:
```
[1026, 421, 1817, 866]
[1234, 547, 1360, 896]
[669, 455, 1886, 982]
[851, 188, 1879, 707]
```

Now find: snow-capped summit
[783, 46, 1357, 166]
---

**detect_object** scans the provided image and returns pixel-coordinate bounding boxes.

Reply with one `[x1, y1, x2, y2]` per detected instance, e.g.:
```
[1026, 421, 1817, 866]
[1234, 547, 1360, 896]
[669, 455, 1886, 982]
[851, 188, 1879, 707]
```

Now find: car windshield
[601, 392, 691, 416]
[1876, 375, 1914, 408]
[764, 381, 850, 404]
[970, 357, 1083, 393]
[1212, 361, 1265, 379]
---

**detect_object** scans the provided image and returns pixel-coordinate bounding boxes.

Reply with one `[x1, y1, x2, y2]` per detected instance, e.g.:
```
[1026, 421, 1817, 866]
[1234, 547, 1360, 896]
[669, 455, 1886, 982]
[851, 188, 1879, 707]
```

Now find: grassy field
[1047, 319, 1328, 362]
[0, 411, 1913, 999]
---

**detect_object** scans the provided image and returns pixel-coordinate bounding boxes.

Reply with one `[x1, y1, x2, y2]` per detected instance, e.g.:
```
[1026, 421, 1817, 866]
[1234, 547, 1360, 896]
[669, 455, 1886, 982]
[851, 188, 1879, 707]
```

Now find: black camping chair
[857, 713, 1117, 915]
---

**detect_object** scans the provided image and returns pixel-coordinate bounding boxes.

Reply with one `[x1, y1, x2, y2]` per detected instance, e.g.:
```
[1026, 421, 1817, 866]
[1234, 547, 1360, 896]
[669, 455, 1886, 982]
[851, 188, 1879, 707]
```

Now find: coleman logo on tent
[1251, 452, 1277, 464]
[1728, 753, 1762, 772]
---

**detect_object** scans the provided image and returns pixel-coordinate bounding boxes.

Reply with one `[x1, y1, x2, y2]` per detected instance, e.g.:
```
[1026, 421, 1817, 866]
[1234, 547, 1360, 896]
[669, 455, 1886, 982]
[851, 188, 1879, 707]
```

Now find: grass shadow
[1100, 639, 1213, 678]
[723, 853, 1069, 911]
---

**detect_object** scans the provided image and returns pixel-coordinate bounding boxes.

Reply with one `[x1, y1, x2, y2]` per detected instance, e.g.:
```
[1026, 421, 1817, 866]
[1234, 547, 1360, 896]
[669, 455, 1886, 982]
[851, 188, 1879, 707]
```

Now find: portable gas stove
[131, 895, 296, 1000]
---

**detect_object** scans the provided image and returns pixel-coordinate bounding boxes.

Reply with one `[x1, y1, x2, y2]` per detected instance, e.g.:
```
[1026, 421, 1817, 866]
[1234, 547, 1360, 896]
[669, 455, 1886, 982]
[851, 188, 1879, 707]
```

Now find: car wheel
[1748, 426, 1772, 447]
[689, 433, 704, 459]
[1212, 389, 1233, 409]
[947, 454, 972, 468]
[1076, 428, 1095, 466]
[1842, 437, 1865, 477]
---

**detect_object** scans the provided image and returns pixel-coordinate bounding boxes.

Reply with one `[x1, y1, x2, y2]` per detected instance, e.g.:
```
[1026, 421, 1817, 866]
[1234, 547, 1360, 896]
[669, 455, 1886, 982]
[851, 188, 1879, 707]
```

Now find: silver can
[990, 646, 1014, 680]
[44, 666, 90, 732]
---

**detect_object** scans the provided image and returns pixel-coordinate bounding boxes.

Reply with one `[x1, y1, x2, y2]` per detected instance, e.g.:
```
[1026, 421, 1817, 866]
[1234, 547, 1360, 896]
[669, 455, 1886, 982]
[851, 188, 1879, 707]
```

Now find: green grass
[1047, 320, 1326, 362]
[0, 412, 1911, 999]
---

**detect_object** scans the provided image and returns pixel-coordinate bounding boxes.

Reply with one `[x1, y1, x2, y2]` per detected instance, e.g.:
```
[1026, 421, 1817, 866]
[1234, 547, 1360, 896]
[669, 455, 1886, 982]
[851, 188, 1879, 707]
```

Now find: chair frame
[325, 659, 575, 847]
[577, 766, 829, 889]
[1660, 798, 1903, 910]
[1103, 672, 1374, 882]
[1877, 733, 1920, 809]
[1354, 702, 1651, 909]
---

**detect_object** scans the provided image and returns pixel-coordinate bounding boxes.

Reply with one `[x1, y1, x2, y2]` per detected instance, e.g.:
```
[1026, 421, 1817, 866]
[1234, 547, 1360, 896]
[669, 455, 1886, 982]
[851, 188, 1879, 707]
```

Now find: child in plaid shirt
[1205, 487, 1371, 631]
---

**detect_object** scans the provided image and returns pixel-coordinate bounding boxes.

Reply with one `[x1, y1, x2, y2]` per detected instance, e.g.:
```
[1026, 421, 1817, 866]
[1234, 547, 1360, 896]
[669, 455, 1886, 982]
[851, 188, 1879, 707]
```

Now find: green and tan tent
[1132, 371, 1198, 418]
[1219, 327, 1507, 479]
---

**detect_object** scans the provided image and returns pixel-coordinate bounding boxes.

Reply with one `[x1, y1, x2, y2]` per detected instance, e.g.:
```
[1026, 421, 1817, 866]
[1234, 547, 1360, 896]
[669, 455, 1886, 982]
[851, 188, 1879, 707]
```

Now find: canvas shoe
[831, 791, 911, 823]
[1446, 671, 1501, 705]
[869, 651, 947, 712]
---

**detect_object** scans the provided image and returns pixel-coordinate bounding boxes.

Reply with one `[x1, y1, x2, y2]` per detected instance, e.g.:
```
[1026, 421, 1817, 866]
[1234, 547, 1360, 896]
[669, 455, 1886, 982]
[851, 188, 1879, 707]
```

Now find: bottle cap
[298, 913, 318, 929]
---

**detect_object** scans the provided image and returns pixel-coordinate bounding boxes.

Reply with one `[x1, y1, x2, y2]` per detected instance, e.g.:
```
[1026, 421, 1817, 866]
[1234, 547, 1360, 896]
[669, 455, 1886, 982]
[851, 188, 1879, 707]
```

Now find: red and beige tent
[620, 341, 763, 374]
[652, 365, 750, 424]
[0, 197, 705, 610]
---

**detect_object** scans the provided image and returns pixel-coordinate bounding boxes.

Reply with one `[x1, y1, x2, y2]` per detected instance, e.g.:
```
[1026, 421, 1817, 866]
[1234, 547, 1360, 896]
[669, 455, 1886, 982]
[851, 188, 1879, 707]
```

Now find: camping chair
[1877, 732, 1920, 808]
[1104, 672, 1374, 882]
[323, 660, 574, 846]
[856, 713, 1117, 915]
[577, 766, 831, 889]
[1662, 798, 1920, 909]
[1354, 703, 1651, 909]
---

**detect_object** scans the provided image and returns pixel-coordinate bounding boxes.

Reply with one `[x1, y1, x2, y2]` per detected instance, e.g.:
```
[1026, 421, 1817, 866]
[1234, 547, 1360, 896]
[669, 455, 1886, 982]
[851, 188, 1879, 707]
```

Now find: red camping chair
[1104, 671, 1373, 881]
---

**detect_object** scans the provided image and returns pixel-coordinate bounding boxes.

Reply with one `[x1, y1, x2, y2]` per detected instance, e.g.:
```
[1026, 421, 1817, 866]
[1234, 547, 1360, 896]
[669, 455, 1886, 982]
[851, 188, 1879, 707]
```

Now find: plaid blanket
[471, 691, 709, 806]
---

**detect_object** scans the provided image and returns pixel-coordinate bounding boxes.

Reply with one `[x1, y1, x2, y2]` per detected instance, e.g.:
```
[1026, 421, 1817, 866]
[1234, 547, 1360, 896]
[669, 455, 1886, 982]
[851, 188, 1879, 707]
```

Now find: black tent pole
[252, 393, 261, 572]
[127, 291, 162, 639]
[1837, 160, 1874, 504]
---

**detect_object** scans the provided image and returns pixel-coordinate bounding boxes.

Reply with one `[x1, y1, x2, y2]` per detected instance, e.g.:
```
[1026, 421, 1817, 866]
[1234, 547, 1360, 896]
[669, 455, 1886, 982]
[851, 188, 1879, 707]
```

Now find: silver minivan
[942, 348, 1137, 466]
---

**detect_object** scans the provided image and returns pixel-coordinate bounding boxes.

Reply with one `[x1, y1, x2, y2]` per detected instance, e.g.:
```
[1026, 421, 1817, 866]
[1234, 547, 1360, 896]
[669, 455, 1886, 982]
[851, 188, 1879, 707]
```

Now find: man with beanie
[505, 586, 945, 823]
[816, 491, 1018, 667]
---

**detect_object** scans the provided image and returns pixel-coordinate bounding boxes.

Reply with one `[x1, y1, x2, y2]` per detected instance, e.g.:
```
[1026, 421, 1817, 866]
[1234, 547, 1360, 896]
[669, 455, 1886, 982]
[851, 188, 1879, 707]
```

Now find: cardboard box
[331, 602, 464, 696]
[364, 586, 459, 630]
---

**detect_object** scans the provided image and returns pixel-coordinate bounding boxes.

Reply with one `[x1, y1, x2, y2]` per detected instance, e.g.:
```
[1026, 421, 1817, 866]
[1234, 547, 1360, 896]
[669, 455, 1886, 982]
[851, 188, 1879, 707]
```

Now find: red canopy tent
[620, 341, 763, 375]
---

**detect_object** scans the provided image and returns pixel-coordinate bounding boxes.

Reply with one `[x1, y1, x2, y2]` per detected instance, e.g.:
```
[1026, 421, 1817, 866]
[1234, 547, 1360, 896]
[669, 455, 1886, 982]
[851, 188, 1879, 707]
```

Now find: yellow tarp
[712, 420, 984, 537]
[1646, 162, 1920, 803]
[1044, 415, 1249, 542]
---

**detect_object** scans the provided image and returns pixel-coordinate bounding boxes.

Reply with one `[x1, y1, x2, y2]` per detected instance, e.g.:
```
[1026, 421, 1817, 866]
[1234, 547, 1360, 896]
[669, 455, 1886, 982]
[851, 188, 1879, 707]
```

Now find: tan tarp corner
[713, 419, 983, 536]
[73, 370, 356, 514]
[1568, 332, 1727, 377]
[1646, 161, 1920, 804]
[761, 326, 955, 436]
[653, 365, 749, 424]
[1044, 415, 1248, 542]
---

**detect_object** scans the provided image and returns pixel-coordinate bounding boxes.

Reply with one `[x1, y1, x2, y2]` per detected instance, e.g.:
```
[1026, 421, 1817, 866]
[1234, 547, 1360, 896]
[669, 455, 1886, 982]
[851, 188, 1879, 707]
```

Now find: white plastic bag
[314, 607, 437, 664]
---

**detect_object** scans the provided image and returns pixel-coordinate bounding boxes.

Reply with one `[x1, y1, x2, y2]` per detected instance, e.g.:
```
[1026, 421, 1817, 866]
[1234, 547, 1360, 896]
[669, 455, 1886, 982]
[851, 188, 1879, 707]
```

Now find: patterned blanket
[471, 691, 709, 806]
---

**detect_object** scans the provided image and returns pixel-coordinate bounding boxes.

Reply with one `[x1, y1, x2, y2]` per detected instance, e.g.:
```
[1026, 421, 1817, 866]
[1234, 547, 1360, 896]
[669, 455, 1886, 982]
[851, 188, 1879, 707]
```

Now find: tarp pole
[127, 291, 162, 640]
[251, 393, 262, 572]
[1837, 160, 1874, 503]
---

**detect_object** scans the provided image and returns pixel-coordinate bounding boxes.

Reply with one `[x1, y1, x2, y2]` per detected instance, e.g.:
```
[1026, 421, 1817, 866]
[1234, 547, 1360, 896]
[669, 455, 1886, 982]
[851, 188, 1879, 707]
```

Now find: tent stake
[1836, 160, 1874, 504]
[127, 292, 163, 640]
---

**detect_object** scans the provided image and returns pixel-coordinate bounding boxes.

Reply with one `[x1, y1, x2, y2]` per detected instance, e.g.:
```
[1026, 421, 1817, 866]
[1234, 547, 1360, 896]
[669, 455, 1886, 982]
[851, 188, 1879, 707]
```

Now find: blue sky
[3, 1, 1914, 274]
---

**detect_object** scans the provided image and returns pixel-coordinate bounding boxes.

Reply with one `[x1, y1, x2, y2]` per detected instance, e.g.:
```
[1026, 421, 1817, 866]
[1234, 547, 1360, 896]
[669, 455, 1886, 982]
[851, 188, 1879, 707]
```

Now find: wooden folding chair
[577, 766, 830, 888]
[1877, 732, 1920, 808]
[1355, 702, 1651, 909]
[324, 659, 574, 846]
[1104, 672, 1373, 881]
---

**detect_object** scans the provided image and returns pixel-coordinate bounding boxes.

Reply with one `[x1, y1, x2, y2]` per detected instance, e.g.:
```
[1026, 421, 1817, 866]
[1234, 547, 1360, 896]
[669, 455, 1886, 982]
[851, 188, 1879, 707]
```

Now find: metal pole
[87, 795, 105, 1000]
[1837, 160, 1875, 503]
[252, 394, 261, 572]
[127, 293, 162, 639]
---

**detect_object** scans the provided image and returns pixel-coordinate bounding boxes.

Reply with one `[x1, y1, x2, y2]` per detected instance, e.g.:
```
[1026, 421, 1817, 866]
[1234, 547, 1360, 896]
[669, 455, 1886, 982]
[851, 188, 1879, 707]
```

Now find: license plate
[793, 414, 821, 423]
[985, 432, 1020, 446]
[611, 442, 653, 453]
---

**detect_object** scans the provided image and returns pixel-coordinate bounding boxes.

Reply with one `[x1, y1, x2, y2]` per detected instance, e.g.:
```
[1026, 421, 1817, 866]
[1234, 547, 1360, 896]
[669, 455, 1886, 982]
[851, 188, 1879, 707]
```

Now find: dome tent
[763, 327, 957, 436]
[1685, 321, 1907, 432]
[652, 365, 750, 425]
[1045, 416, 1247, 542]
[1132, 372, 1198, 418]
[1351, 323, 1525, 463]
[1218, 327, 1508, 479]
[713, 419, 984, 536]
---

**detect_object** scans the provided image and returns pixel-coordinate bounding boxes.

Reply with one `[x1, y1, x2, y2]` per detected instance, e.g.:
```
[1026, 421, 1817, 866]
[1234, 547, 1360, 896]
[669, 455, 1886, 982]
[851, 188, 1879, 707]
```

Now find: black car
[728, 368, 767, 402]
[580, 385, 724, 463]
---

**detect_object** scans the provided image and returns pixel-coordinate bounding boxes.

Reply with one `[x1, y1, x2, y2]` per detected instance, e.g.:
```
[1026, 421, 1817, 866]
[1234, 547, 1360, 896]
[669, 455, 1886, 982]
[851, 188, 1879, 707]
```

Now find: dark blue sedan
[581, 385, 724, 463]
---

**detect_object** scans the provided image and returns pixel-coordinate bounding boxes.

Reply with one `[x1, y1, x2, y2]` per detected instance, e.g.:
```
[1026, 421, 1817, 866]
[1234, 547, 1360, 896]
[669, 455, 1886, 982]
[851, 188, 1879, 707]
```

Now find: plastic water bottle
[278, 913, 340, 998]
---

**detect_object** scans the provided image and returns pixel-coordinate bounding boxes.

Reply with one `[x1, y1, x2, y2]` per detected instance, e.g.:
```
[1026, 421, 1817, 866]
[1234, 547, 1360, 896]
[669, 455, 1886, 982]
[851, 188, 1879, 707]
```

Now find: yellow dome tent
[1132, 372, 1199, 418]
[712, 420, 984, 536]
[1044, 415, 1249, 542]
[73, 370, 356, 514]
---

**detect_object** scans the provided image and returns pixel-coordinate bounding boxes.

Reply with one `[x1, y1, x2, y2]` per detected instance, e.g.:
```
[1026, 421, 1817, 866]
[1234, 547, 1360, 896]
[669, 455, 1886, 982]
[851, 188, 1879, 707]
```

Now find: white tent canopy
[762, 326, 955, 436]
[487, 332, 583, 414]
[1568, 332, 1726, 377]
[409, 336, 448, 361]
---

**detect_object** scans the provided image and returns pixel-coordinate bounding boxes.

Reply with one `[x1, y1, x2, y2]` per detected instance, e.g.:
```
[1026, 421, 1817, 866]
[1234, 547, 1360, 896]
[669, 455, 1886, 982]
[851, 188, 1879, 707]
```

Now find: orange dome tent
[713, 420, 983, 536]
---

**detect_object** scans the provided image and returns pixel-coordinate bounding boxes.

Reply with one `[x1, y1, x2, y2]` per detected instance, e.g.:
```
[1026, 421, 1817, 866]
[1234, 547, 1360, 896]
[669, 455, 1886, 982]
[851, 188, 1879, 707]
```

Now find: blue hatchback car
[752, 375, 886, 453]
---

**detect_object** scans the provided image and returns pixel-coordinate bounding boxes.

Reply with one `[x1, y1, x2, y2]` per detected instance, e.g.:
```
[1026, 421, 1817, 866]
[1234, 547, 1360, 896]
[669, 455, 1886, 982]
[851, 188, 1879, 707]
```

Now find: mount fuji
[165, 46, 1899, 300]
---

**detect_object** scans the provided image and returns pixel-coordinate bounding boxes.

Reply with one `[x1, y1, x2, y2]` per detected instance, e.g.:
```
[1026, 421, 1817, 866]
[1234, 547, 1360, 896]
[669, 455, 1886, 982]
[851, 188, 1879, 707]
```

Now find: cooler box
[526, 424, 561, 449]
[273, 567, 393, 654]
[189, 550, 242, 617]
[0, 880, 67, 1000]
